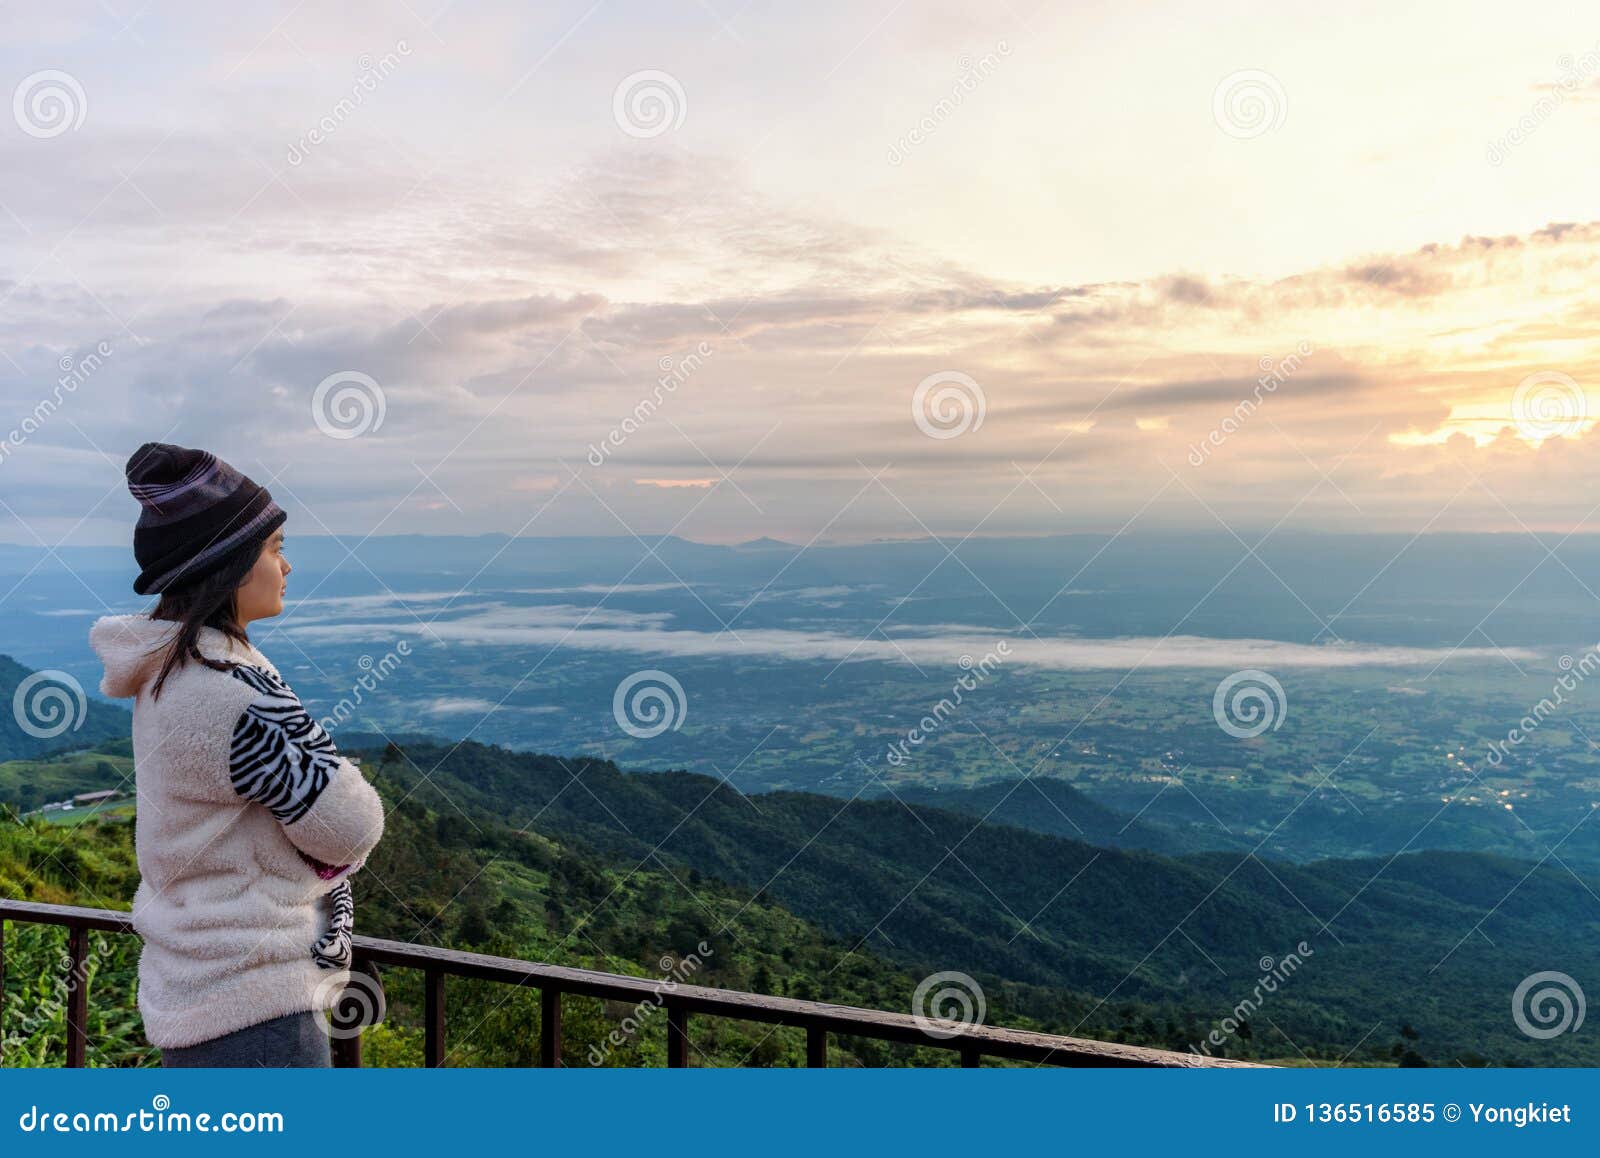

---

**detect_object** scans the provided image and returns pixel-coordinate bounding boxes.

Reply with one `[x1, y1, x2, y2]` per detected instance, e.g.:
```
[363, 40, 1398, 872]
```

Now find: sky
[3, 0, 1600, 546]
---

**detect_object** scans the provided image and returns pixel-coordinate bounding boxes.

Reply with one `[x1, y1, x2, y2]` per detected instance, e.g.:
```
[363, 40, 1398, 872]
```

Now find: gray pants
[160, 1010, 331, 1068]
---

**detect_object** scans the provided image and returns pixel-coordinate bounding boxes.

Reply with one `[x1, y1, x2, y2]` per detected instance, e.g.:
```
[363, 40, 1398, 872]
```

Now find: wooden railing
[0, 899, 1265, 1068]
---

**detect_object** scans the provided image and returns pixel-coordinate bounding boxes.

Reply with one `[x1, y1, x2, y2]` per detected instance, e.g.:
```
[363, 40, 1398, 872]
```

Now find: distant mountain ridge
[885, 776, 1238, 855]
[732, 537, 800, 551]
[901, 773, 1600, 870]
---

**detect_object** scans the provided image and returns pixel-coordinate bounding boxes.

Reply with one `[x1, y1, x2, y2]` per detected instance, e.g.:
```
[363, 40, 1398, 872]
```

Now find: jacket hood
[88, 613, 257, 698]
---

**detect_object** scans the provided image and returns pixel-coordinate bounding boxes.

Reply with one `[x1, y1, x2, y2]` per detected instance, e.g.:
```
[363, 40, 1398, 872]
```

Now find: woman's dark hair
[146, 534, 268, 700]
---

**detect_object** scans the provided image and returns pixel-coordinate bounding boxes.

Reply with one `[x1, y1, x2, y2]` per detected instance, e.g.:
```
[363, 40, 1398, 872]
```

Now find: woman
[88, 441, 385, 1067]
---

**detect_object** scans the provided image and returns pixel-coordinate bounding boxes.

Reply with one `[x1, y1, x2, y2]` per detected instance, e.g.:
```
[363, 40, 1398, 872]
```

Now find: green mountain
[0, 655, 131, 764]
[7, 733, 1589, 1066]
[885, 776, 1239, 855]
[0, 748, 1015, 1068]
[922, 772, 1598, 869]
[355, 736, 1600, 1066]
[0, 739, 134, 815]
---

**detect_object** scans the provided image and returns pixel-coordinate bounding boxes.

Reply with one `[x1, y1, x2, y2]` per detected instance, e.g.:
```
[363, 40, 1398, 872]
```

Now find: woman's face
[235, 528, 291, 625]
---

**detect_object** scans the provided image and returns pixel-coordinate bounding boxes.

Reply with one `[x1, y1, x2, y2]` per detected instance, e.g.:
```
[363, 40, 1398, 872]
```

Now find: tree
[456, 898, 493, 945]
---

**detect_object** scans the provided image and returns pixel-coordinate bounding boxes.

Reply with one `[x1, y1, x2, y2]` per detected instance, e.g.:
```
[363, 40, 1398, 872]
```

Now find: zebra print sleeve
[312, 879, 355, 970]
[228, 664, 342, 825]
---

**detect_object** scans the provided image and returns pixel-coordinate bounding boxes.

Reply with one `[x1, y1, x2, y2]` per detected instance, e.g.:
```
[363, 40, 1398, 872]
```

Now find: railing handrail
[0, 898, 1266, 1068]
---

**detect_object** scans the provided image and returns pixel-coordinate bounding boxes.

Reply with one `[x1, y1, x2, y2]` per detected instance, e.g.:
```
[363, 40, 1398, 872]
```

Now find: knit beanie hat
[124, 442, 287, 595]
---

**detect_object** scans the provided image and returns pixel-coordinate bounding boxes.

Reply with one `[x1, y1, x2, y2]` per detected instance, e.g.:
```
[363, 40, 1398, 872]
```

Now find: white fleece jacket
[88, 612, 385, 1049]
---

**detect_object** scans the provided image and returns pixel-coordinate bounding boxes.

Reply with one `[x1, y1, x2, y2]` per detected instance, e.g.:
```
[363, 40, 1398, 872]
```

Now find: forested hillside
[4, 717, 1592, 1066]
[0, 655, 130, 764]
[0, 748, 1025, 1067]
[356, 736, 1600, 1066]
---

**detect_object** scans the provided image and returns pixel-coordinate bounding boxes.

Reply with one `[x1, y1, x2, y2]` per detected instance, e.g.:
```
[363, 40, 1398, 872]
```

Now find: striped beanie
[125, 442, 286, 596]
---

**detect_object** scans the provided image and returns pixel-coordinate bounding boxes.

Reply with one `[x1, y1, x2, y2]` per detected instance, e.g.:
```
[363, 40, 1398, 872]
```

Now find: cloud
[7, 110, 1600, 544]
[1104, 372, 1370, 413]
[421, 696, 503, 715]
[285, 612, 1534, 671]
[511, 582, 685, 595]
[272, 600, 675, 634]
